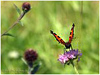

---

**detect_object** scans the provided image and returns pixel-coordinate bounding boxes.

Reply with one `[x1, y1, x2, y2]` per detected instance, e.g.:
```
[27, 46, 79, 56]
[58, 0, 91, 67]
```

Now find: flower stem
[1, 12, 26, 37]
[28, 66, 33, 74]
[28, 62, 33, 74]
[70, 60, 79, 74]
[73, 66, 79, 74]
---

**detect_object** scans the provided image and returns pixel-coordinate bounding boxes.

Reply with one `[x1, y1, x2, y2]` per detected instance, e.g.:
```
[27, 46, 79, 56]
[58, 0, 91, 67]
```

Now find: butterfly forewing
[50, 30, 66, 45]
[69, 23, 75, 43]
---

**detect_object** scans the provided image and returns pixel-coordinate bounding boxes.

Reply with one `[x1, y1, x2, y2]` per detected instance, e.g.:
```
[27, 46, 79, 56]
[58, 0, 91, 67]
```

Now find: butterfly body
[50, 23, 75, 49]
[65, 42, 71, 49]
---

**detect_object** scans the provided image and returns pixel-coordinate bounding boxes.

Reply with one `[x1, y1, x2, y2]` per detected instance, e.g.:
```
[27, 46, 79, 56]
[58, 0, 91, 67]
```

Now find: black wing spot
[56, 39, 60, 43]
[70, 32, 71, 35]
[58, 36, 60, 38]
[50, 30, 53, 34]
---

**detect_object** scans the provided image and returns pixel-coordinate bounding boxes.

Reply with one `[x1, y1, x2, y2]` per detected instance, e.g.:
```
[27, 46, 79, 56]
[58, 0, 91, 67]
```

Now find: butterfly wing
[69, 23, 75, 43]
[50, 30, 66, 45]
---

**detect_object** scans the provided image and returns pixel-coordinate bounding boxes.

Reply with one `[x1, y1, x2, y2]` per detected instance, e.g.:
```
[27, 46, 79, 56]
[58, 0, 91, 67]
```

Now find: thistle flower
[58, 49, 82, 64]
[22, 2, 31, 13]
[24, 48, 38, 63]
[23, 49, 40, 74]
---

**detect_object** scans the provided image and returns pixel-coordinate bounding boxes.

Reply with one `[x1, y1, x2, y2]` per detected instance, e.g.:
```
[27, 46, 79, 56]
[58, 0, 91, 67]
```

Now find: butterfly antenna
[64, 48, 66, 54]
[50, 30, 53, 34]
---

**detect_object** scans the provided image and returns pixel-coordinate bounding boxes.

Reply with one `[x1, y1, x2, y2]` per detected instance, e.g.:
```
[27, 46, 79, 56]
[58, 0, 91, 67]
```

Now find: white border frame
[0, 0, 99, 75]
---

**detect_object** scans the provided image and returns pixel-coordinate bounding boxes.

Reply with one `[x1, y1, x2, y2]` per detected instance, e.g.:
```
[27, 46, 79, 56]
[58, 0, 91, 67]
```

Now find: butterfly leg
[63, 48, 66, 54]
[71, 45, 73, 50]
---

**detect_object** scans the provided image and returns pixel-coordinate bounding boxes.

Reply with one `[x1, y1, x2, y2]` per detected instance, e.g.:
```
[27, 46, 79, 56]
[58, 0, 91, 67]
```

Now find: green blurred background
[1, 1, 99, 74]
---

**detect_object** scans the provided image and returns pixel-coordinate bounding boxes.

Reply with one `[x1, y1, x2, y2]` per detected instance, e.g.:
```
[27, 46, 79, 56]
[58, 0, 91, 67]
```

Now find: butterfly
[50, 23, 75, 49]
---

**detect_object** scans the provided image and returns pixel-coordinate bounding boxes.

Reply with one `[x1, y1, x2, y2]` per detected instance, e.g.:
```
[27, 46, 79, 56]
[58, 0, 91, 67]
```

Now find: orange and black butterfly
[50, 23, 75, 49]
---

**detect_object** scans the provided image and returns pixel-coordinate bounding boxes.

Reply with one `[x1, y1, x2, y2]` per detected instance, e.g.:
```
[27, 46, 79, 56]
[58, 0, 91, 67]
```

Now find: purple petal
[58, 54, 69, 64]
[79, 53, 82, 56]
[77, 57, 80, 62]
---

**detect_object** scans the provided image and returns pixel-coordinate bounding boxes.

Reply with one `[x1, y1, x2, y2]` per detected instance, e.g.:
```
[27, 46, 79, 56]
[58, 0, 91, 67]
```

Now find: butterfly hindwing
[50, 30, 65, 45]
[69, 23, 75, 43]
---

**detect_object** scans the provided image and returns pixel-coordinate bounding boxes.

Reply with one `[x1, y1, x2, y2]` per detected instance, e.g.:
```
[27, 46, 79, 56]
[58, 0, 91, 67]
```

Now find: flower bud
[22, 2, 31, 13]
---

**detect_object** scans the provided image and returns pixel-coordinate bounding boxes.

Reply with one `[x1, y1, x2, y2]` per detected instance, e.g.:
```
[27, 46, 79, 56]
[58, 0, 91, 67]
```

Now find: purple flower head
[58, 49, 82, 64]
[58, 54, 69, 64]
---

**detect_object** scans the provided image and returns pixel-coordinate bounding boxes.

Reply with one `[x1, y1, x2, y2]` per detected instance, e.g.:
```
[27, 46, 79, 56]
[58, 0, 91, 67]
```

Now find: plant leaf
[19, 21, 23, 26]
[21, 58, 28, 66]
[31, 63, 41, 74]
[13, 3, 21, 15]
[2, 33, 15, 37]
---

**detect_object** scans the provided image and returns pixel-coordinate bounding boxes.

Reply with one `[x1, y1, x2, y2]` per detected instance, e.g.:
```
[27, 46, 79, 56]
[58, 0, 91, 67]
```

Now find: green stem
[27, 62, 33, 74]
[1, 12, 26, 37]
[28, 66, 33, 74]
[70, 60, 79, 74]
[73, 66, 79, 74]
